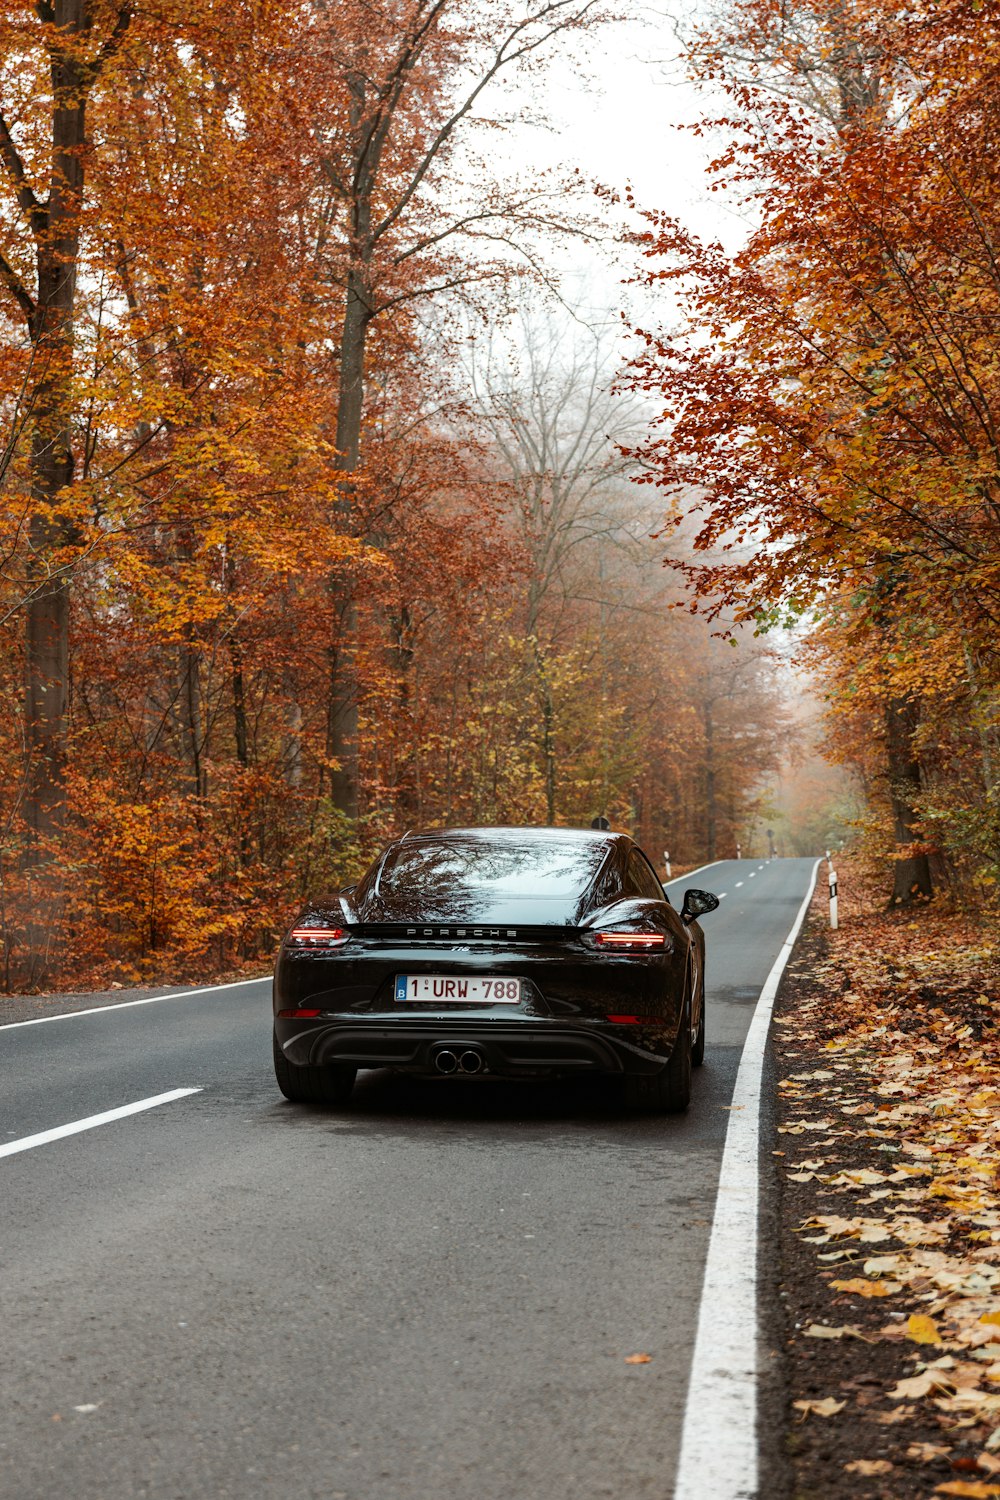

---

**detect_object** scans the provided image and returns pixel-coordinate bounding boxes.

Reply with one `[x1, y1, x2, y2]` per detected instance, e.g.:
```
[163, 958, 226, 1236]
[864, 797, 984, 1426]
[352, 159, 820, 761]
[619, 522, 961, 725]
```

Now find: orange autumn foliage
[0, 0, 792, 989]
[625, 0, 1000, 904]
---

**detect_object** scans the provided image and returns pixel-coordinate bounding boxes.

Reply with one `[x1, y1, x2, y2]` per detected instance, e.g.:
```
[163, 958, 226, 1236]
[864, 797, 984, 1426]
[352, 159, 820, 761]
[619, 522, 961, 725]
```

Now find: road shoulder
[770, 858, 1000, 1498]
[0, 974, 264, 1027]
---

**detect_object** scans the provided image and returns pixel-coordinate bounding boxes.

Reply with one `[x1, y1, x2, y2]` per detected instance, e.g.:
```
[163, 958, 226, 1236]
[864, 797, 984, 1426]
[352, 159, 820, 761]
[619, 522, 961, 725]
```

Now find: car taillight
[288, 926, 350, 949]
[591, 931, 667, 952]
[277, 1008, 322, 1018]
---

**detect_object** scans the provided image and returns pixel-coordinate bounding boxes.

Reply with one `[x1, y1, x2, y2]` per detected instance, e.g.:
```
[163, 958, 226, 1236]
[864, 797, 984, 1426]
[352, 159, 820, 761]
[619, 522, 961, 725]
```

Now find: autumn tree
[467, 312, 646, 820]
[0, 0, 797, 990]
[626, 0, 1000, 903]
[293, 0, 612, 817]
[0, 0, 134, 853]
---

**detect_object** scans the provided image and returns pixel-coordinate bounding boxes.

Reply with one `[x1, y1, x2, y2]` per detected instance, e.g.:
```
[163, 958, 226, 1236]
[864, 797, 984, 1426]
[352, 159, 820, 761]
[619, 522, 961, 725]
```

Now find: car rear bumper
[274, 1015, 672, 1077]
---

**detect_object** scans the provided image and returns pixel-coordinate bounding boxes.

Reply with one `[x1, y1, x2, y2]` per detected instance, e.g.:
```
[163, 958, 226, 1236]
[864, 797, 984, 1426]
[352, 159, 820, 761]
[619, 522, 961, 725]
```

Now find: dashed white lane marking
[674, 858, 821, 1500]
[735, 881, 744, 888]
[0, 1088, 201, 1160]
[718, 892, 727, 899]
[0, 976, 269, 1031]
[749, 872, 756, 878]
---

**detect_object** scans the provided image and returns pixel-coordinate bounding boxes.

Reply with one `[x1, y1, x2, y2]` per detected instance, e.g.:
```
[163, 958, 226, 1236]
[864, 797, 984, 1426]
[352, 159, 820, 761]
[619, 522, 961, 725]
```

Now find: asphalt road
[0, 856, 817, 1500]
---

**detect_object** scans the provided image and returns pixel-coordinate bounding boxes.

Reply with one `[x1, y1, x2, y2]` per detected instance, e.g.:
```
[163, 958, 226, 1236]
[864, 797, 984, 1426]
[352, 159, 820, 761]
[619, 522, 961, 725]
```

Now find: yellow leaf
[845, 1459, 893, 1475]
[624, 1353, 651, 1364]
[908, 1313, 943, 1345]
[830, 1277, 897, 1297]
[981, 1312, 1000, 1328]
[935, 1484, 1000, 1498]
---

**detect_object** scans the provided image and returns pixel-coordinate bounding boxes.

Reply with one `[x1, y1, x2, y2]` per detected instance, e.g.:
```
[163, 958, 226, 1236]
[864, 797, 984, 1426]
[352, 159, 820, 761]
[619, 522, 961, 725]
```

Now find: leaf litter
[775, 856, 1000, 1497]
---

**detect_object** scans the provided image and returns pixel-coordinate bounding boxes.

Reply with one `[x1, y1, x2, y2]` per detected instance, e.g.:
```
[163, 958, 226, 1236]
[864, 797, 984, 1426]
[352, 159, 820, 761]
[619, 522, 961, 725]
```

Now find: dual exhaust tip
[434, 1048, 484, 1075]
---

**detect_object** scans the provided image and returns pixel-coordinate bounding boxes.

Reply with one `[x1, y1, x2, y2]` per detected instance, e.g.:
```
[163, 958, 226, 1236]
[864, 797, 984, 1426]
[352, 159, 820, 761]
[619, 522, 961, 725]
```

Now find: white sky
[470, 7, 749, 345]
[542, 16, 737, 236]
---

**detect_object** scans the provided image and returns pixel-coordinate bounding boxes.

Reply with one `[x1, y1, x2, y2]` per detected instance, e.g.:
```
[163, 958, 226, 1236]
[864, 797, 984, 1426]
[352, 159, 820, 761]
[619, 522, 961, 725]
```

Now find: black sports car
[272, 826, 719, 1112]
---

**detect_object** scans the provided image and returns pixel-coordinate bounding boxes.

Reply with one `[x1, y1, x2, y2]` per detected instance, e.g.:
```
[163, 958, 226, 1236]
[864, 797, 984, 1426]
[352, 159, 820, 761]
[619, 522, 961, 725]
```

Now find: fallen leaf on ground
[874, 1407, 915, 1424]
[908, 1313, 943, 1344]
[802, 1323, 869, 1340]
[845, 1458, 893, 1475]
[830, 1277, 898, 1297]
[792, 1397, 846, 1419]
[891, 1370, 956, 1400]
[934, 1484, 1000, 1498]
[907, 1442, 952, 1461]
[623, 1353, 651, 1364]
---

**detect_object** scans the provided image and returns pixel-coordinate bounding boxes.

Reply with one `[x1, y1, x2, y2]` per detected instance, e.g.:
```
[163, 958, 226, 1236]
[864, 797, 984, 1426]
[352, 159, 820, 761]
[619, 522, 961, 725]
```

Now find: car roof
[398, 828, 626, 840]
[396, 825, 628, 847]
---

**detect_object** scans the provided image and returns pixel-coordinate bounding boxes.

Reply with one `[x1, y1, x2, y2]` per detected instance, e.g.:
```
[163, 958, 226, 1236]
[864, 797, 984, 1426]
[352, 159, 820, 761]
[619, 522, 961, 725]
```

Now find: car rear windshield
[372, 839, 607, 900]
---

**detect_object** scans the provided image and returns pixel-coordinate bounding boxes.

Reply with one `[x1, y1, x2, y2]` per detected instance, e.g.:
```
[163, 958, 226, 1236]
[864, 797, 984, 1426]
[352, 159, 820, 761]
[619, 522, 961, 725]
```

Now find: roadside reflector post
[829, 867, 839, 929]
[664, 849, 672, 879]
[736, 843, 742, 860]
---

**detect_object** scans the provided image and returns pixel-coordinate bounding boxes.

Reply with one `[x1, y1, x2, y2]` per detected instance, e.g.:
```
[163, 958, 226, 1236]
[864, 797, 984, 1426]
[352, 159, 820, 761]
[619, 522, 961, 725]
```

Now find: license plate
[395, 975, 521, 1004]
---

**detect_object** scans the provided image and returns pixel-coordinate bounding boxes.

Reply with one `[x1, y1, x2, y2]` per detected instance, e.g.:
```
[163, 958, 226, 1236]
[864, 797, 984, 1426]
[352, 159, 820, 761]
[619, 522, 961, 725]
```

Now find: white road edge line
[663, 858, 727, 889]
[0, 1088, 202, 1161]
[673, 856, 821, 1500]
[0, 975, 270, 1031]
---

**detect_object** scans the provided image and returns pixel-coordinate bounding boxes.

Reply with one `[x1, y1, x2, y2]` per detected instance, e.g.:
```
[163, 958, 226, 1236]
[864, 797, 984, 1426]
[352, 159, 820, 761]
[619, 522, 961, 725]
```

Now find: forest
[1, 0, 996, 989]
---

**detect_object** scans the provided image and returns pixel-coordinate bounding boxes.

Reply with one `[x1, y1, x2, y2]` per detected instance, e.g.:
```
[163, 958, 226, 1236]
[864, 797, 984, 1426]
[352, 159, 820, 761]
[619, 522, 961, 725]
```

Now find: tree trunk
[542, 685, 556, 827]
[885, 695, 933, 906]
[703, 697, 717, 862]
[326, 594, 359, 818]
[23, 7, 91, 854]
[176, 642, 204, 799]
[230, 640, 249, 769]
[15, 0, 132, 877]
[282, 700, 303, 790]
[532, 640, 556, 824]
[24, 564, 71, 849]
[390, 606, 418, 817]
[326, 263, 371, 821]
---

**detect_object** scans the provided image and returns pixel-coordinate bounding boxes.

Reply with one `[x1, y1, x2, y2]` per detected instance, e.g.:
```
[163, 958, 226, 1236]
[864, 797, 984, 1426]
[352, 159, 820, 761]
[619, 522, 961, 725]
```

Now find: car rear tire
[623, 1002, 692, 1114]
[273, 1032, 356, 1106]
[692, 980, 706, 1067]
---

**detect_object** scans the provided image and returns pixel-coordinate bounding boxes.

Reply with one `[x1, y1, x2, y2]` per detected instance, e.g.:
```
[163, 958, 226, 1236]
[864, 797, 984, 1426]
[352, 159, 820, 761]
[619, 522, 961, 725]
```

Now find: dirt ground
[771, 871, 1000, 1500]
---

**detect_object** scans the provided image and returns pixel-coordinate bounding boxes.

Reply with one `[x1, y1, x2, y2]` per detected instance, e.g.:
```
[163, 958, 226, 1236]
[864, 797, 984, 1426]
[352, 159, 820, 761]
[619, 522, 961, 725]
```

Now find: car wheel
[273, 1031, 356, 1106]
[692, 979, 706, 1068]
[623, 1001, 692, 1114]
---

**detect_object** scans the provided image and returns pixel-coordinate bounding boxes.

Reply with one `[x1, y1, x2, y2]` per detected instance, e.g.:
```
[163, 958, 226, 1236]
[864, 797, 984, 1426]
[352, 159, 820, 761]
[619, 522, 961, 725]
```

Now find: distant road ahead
[0, 857, 816, 1500]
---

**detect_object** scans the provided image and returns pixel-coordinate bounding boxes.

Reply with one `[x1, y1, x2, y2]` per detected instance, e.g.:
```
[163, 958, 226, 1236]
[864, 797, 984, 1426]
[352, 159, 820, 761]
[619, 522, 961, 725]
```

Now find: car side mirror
[681, 888, 720, 924]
